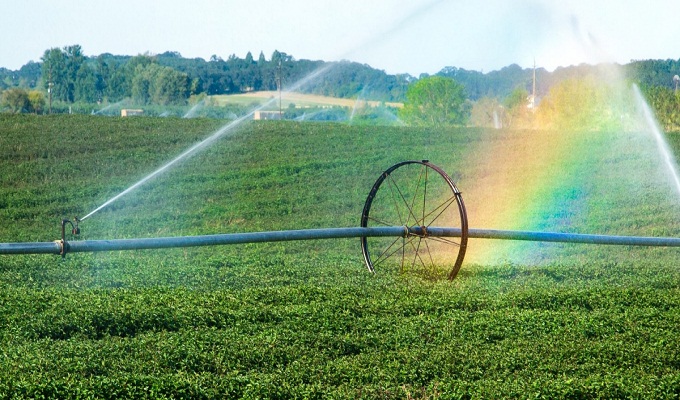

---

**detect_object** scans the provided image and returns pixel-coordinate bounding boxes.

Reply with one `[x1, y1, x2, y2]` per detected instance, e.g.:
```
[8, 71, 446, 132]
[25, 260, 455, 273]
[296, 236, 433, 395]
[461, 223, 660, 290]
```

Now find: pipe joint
[60, 217, 80, 258]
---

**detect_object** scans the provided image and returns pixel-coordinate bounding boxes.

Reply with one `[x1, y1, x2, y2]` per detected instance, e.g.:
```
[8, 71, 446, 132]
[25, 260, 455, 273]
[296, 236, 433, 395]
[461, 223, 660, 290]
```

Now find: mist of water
[493, 110, 501, 129]
[94, 100, 126, 115]
[632, 84, 680, 196]
[349, 86, 368, 124]
[80, 112, 252, 221]
[182, 99, 205, 118]
[81, 64, 334, 221]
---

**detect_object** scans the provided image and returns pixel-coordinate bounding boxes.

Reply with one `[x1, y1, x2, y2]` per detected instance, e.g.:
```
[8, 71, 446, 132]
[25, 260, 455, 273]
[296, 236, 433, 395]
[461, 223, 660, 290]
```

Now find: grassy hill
[0, 114, 679, 398]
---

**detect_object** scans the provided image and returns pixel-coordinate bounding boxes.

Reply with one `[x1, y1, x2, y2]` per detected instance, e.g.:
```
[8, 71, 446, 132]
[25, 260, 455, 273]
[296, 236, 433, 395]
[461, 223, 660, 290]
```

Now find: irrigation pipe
[2, 227, 680, 256]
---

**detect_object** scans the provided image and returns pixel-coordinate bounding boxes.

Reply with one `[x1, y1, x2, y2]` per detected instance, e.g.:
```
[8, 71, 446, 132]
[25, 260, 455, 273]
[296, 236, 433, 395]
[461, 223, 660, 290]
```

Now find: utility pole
[48, 65, 53, 114]
[674, 75, 679, 94]
[532, 59, 536, 105]
[278, 60, 282, 119]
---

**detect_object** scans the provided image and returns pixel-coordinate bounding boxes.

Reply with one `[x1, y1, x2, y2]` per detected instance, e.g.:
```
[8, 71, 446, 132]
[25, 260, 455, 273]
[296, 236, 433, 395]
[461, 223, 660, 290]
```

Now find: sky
[2, 0, 679, 75]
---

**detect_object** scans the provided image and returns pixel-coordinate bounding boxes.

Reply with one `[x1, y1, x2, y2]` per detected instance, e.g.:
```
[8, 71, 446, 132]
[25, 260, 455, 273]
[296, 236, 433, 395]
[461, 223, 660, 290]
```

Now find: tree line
[0, 45, 410, 109]
[1, 45, 679, 131]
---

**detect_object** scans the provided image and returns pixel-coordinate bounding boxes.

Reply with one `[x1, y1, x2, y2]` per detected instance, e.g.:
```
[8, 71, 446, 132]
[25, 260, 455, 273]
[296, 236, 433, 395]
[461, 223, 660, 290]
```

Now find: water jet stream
[81, 1, 450, 221]
[81, 64, 333, 221]
[633, 84, 680, 196]
[182, 99, 205, 118]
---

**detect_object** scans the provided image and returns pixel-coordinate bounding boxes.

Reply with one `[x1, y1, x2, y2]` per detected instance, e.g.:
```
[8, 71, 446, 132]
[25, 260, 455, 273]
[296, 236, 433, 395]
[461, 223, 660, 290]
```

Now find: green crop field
[1, 114, 680, 398]
[211, 91, 403, 110]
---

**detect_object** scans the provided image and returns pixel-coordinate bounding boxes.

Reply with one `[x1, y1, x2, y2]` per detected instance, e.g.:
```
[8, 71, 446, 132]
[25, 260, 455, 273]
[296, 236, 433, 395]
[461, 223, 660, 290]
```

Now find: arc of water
[81, 64, 333, 221]
[80, 0, 450, 221]
[632, 84, 680, 196]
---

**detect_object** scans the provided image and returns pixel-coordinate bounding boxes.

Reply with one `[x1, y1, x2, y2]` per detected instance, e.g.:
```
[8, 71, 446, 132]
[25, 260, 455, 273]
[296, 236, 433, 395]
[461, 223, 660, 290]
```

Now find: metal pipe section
[411, 227, 680, 246]
[467, 228, 680, 246]
[0, 227, 408, 256]
[69, 227, 407, 253]
[0, 241, 63, 255]
[2, 226, 680, 256]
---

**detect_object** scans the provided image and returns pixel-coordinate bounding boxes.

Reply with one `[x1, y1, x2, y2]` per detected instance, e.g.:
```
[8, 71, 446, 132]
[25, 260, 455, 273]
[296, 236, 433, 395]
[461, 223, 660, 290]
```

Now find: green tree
[132, 63, 189, 105]
[504, 87, 529, 109]
[2, 88, 29, 113]
[644, 86, 680, 132]
[398, 76, 468, 126]
[150, 65, 189, 105]
[64, 45, 85, 102]
[41, 48, 69, 102]
[27, 90, 45, 114]
[131, 64, 152, 104]
[470, 96, 504, 128]
[41, 45, 86, 103]
[536, 76, 629, 131]
[502, 87, 533, 128]
[74, 65, 98, 103]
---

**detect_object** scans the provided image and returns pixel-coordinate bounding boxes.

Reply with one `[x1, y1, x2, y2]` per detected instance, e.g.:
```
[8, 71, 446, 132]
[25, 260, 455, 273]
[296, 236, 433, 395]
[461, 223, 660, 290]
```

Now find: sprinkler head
[72, 216, 80, 235]
[60, 217, 80, 243]
[59, 216, 81, 258]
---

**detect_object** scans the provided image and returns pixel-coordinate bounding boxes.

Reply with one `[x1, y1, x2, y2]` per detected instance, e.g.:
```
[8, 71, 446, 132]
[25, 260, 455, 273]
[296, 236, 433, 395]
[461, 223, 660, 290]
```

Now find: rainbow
[458, 127, 680, 267]
[459, 128, 592, 265]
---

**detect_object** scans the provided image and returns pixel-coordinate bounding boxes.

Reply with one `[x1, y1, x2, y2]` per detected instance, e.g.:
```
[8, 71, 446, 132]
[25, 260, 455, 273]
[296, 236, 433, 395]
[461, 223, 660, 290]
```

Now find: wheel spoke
[372, 236, 405, 267]
[387, 170, 421, 226]
[367, 214, 398, 228]
[385, 173, 407, 225]
[422, 166, 428, 227]
[373, 236, 419, 268]
[409, 237, 425, 271]
[426, 236, 461, 247]
[361, 161, 468, 280]
[406, 165, 426, 226]
[422, 196, 457, 227]
[423, 238, 435, 266]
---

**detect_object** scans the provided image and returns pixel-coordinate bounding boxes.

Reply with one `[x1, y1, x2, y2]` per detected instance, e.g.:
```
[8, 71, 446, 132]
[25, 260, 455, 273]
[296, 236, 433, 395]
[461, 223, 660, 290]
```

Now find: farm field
[1, 114, 680, 398]
[211, 91, 403, 110]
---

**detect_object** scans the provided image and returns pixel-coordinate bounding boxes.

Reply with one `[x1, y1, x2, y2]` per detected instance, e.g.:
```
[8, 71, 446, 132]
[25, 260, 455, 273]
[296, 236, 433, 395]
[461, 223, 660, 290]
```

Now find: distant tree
[132, 63, 189, 105]
[74, 65, 98, 103]
[151, 66, 189, 104]
[27, 90, 45, 114]
[470, 96, 504, 128]
[41, 48, 69, 102]
[64, 45, 85, 102]
[504, 87, 528, 109]
[2, 88, 29, 113]
[399, 76, 468, 126]
[626, 59, 680, 89]
[502, 87, 533, 128]
[536, 76, 630, 131]
[1, 75, 11, 90]
[40, 45, 87, 103]
[644, 86, 680, 131]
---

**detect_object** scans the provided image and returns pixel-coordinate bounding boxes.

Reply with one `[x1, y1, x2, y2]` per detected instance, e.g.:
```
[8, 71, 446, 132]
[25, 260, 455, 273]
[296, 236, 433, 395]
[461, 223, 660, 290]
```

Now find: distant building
[121, 109, 144, 117]
[528, 60, 538, 111]
[253, 110, 282, 120]
[527, 94, 536, 110]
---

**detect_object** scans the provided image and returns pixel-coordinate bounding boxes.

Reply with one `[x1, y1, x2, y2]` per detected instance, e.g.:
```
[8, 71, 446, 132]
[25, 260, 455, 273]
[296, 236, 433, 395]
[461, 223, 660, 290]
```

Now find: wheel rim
[361, 160, 468, 280]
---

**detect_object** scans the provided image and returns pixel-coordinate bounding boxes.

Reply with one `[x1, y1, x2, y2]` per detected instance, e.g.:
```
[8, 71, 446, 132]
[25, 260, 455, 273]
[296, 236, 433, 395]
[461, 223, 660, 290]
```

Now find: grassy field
[1, 114, 680, 398]
[211, 91, 403, 110]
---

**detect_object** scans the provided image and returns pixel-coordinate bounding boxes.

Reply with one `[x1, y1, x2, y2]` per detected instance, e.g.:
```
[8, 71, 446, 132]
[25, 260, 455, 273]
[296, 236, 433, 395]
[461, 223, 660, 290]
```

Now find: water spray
[633, 84, 680, 195]
[4, 160, 680, 280]
[80, 63, 336, 222]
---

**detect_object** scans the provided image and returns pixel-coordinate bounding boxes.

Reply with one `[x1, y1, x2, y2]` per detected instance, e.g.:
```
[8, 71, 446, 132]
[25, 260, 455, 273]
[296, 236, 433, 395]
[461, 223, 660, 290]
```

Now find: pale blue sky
[2, 0, 679, 74]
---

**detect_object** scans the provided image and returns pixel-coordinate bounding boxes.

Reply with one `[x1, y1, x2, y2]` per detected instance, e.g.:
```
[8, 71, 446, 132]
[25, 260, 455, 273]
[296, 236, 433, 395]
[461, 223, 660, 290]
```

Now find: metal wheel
[361, 160, 468, 280]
